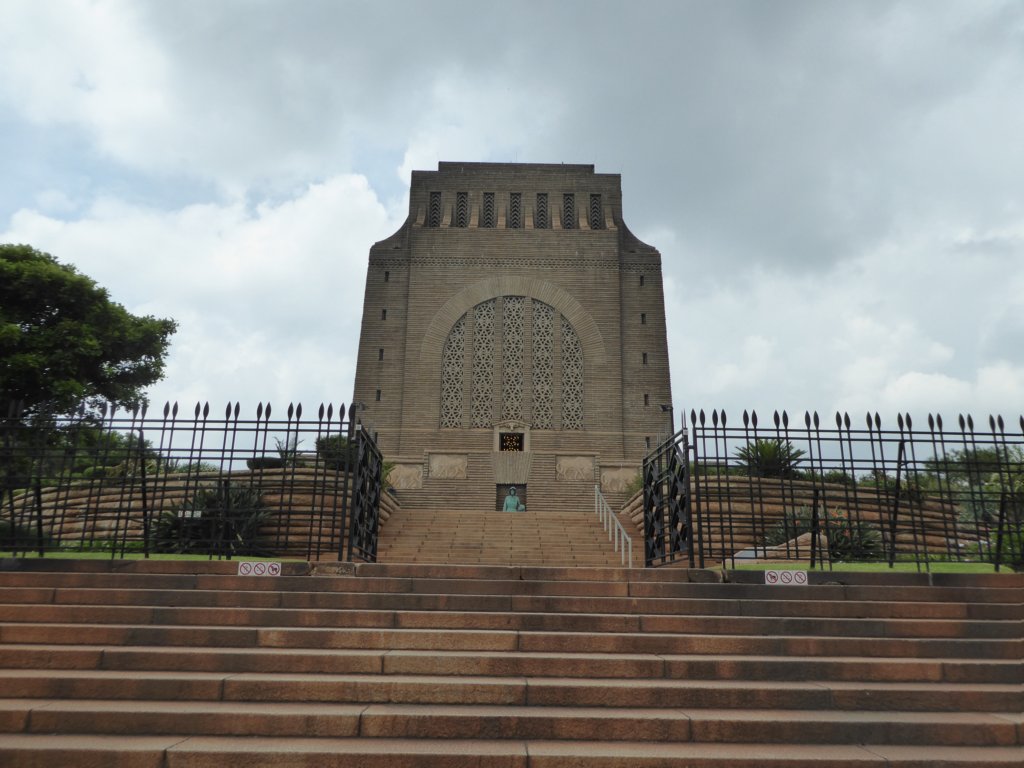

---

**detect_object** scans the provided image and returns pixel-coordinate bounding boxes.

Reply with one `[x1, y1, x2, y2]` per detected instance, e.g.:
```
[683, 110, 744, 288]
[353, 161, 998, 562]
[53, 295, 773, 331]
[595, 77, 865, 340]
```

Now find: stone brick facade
[352, 162, 672, 508]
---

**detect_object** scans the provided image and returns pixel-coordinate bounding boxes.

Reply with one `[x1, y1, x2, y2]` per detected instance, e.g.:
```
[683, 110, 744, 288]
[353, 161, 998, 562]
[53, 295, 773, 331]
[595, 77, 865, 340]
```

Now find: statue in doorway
[503, 487, 526, 512]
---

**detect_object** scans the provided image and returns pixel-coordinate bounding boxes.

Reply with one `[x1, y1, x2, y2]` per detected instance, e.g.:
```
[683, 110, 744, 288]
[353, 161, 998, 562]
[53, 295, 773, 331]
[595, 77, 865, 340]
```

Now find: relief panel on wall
[428, 453, 469, 480]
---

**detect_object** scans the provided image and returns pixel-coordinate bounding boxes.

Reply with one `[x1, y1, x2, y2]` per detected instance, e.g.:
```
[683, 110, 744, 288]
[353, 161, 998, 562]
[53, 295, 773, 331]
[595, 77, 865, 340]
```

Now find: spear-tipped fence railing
[1, 399, 383, 561]
[643, 408, 1024, 572]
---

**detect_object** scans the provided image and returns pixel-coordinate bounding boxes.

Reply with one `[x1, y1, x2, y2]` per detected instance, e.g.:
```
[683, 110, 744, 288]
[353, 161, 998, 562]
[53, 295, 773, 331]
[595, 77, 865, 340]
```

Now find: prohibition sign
[780, 571, 794, 584]
[253, 562, 268, 576]
[267, 562, 282, 576]
[765, 571, 779, 584]
[793, 571, 808, 585]
[238, 562, 253, 576]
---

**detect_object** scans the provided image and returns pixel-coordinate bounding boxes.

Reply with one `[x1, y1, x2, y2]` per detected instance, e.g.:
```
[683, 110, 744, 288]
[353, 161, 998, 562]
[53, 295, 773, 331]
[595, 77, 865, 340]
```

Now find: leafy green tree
[924, 448, 1003, 489]
[734, 438, 806, 478]
[0, 244, 176, 417]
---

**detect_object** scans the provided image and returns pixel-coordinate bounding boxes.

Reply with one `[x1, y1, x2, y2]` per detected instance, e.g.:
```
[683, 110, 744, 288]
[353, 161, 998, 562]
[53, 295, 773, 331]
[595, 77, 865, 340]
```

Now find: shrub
[624, 472, 643, 497]
[993, 504, 1024, 571]
[0, 519, 51, 550]
[154, 482, 269, 556]
[762, 506, 882, 561]
[315, 434, 357, 469]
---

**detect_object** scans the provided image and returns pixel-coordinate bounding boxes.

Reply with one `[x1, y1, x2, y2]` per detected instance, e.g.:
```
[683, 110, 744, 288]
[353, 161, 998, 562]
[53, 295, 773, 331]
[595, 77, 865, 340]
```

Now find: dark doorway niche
[496, 484, 527, 511]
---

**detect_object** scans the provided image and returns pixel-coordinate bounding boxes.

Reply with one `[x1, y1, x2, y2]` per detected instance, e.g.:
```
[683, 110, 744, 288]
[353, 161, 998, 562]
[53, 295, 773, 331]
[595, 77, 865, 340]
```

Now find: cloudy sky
[2, 0, 1023, 431]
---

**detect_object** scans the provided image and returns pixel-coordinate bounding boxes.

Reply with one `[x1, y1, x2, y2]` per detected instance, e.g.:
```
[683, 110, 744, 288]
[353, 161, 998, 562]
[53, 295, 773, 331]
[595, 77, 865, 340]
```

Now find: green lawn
[0, 551, 304, 562]
[730, 560, 1004, 574]
[2, 552, 1013, 573]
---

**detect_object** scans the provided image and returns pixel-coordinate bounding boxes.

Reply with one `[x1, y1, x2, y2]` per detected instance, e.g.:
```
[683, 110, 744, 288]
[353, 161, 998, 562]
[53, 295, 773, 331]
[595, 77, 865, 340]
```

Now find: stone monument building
[352, 162, 672, 512]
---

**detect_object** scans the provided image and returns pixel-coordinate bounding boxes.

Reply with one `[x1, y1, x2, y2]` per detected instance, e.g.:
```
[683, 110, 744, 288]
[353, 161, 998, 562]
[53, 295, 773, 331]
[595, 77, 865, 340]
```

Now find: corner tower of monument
[352, 162, 672, 509]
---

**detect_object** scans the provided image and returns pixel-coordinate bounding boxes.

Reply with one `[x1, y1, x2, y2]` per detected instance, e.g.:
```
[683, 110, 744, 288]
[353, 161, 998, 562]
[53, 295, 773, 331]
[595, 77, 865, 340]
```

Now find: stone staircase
[0, 559, 1021, 766]
[377, 505, 631, 566]
[382, 451, 634, 567]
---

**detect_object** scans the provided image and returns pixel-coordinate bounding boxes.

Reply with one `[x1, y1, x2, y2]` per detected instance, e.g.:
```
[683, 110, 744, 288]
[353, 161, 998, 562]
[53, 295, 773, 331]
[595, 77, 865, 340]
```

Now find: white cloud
[0, 0, 172, 162]
[33, 189, 79, 215]
[666, 218, 1024, 422]
[2, 174, 401, 412]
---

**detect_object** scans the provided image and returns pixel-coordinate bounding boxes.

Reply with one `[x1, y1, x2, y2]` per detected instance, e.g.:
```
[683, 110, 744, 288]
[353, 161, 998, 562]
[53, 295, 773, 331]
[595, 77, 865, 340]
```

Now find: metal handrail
[595, 485, 633, 568]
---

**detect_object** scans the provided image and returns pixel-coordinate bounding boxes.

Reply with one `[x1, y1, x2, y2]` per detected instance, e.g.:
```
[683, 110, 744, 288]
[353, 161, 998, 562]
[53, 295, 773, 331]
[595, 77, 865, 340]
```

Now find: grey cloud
[68, 1, 1021, 278]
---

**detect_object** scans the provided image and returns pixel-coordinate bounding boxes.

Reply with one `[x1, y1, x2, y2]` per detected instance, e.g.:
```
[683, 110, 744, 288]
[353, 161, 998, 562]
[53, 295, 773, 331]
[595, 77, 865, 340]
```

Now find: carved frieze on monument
[556, 456, 595, 482]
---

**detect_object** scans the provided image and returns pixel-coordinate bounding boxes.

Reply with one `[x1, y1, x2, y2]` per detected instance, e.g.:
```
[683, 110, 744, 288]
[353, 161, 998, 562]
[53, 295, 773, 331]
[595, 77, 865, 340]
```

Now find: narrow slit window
[454, 192, 469, 227]
[427, 192, 442, 227]
[384, 271, 390, 282]
[562, 193, 575, 229]
[642, 352, 648, 365]
[589, 194, 603, 229]
[381, 309, 387, 320]
[378, 348, 384, 361]
[482, 192, 495, 228]
[535, 193, 548, 229]
[644, 394, 650, 406]
[375, 389, 382, 402]
[509, 192, 522, 229]
[639, 275, 645, 287]
[640, 313, 647, 325]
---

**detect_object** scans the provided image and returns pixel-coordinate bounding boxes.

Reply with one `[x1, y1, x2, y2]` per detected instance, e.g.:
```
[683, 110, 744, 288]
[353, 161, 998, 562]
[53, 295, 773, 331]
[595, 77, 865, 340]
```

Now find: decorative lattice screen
[439, 314, 465, 427]
[532, 300, 554, 429]
[501, 297, 525, 421]
[471, 300, 495, 427]
[562, 317, 584, 429]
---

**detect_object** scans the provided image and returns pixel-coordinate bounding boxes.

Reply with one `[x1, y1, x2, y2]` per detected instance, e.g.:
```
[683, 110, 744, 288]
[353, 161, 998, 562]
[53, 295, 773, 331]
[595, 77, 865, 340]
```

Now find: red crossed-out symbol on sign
[238, 562, 253, 576]
[780, 571, 794, 584]
[793, 571, 808, 585]
[267, 562, 281, 576]
[765, 571, 779, 584]
[253, 562, 267, 576]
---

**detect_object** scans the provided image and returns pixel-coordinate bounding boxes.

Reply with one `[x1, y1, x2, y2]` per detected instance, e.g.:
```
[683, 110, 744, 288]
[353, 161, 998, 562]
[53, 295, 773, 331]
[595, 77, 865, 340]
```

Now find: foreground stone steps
[1, 622, 1019, 663]
[1, 735, 1022, 767]
[1, 566, 1019, 600]
[1, 668, 1020, 711]
[2, 600, 1018, 639]
[0, 560, 1020, 767]
[1, 699, 1020, 744]
[0, 644, 1017, 685]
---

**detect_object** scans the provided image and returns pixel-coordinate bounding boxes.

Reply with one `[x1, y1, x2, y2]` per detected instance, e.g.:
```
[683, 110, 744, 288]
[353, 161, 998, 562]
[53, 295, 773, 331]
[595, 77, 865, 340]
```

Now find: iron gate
[642, 428, 692, 567]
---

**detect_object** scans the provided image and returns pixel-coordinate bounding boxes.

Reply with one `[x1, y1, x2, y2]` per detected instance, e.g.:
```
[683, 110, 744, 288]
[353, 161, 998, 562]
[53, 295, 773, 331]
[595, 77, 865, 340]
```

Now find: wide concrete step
[1, 670, 1020, 711]
[1, 644, 1017, 684]
[2, 620, 1019, 661]
[0, 601, 1017, 639]
[3, 581, 1017, 622]
[1, 734, 1022, 767]
[4, 565, 1019, 606]
[0, 700, 1020, 745]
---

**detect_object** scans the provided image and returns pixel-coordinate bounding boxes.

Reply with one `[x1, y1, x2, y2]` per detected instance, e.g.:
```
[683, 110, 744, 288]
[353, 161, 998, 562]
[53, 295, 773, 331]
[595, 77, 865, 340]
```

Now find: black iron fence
[645, 409, 1024, 572]
[1, 399, 383, 561]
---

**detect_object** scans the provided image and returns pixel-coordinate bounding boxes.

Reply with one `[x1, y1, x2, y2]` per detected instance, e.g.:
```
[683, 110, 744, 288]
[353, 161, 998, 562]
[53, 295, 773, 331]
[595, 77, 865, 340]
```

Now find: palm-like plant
[734, 438, 806, 478]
